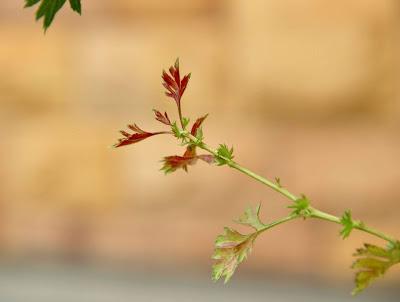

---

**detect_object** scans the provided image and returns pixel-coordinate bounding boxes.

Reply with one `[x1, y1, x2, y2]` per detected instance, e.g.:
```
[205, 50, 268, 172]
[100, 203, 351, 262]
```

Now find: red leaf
[114, 124, 169, 148]
[191, 114, 209, 136]
[153, 109, 171, 126]
[162, 58, 191, 106]
[183, 145, 196, 158]
[162, 152, 214, 173]
[162, 155, 197, 173]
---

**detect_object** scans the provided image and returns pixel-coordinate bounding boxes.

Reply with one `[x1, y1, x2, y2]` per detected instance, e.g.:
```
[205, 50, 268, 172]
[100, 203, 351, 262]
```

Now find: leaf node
[340, 210, 355, 239]
[287, 195, 311, 218]
[216, 144, 234, 166]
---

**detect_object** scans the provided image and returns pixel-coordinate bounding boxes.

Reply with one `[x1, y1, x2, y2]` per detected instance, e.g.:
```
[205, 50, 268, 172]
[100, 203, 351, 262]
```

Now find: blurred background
[0, 0, 399, 301]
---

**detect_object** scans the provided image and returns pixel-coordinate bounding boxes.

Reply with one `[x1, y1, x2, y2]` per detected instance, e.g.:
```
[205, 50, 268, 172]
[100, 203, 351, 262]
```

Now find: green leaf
[24, 0, 41, 7]
[215, 144, 234, 166]
[24, 0, 82, 31]
[171, 122, 183, 138]
[182, 117, 190, 130]
[352, 242, 400, 295]
[340, 210, 354, 239]
[235, 203, 265, 231]
[44, 0, 67, 30]
[195, 127, 204, 143]
[212, 227, 257, 283]
[69, 0, 81, 14]
[212, 204, 269, 283]
[287, 195, 311, 218]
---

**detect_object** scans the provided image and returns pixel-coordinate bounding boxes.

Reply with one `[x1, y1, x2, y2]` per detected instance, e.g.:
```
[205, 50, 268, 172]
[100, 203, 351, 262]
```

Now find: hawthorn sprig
[114, 59, 400, 295]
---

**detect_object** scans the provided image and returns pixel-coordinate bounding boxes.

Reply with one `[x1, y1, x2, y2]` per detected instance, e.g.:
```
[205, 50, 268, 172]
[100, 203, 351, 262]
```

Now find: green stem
[188, 135, 297, 201]
[258, 214, 299, 233]
[310, 208, 397, 243]
[184, 132, 397, 245]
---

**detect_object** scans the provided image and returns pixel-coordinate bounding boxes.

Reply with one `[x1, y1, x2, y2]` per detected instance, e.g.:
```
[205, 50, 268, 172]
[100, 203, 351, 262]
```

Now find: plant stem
[309, 208, 397, 243]
[184, 132, 397, 245]
[178, 104, 184, 129]
[258, 214, 299, 233]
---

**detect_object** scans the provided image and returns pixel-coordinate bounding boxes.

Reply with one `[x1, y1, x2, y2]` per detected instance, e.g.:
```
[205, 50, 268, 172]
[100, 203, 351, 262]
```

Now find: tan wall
[0, 0, 399, 284]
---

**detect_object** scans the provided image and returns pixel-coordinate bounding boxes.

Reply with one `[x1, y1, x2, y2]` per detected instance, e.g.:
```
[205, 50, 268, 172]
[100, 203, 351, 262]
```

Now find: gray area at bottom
[0, 263, 398, 302]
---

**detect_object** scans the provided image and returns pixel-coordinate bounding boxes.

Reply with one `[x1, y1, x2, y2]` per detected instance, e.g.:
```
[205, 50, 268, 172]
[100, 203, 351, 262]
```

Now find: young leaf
[162, 58, 191, 106]
[191, 114, 208, 136]
[216, 144, 234, 166]
[340, 210, 355, 239]
[352, 242, 400, 295]
[161, 152, 213, 174]
[235, 204, 265, 231]
[171, 122, 182, 138]
[182, 117, 190, 130]
[212, 228, 258, 283]
[153, 109, 171, 126]
[212, 204, 268, 283]
[287, 195, 311, 218]
[195, 127, 204, 142]
[24, 0, 81, 31]
[113, 124, 168, 148]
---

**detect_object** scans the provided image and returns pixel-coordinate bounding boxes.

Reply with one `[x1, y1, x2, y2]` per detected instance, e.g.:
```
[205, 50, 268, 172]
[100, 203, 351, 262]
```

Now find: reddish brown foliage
[191, 114, 208, 136]
[153, 109, 171, 125]
[114, 124, 168, 148]
[162, 58, 191, 106]
[162, 153, 214, 173]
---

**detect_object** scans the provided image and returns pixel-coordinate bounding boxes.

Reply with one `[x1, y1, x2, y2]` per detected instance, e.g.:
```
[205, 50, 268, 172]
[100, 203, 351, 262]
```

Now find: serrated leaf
[355, 243, 391, 258]
[236, 204, 265, 231]
[161, 151, 213, 174]
[171, 122, 184, 139]
[216, 144, 234, 166]
[191, 114, 208, 136]
[287, 195, 311, 217]
[212, 204, 270, 283]
[340, 210, 354, 239]
[212, 227, 257, 283]
[113, 124, 168, 148]
[352, 242, 400, 295]
[162, 59, 191, 106]
[182, 117, 190, 129]
[153, 109, 171, 126]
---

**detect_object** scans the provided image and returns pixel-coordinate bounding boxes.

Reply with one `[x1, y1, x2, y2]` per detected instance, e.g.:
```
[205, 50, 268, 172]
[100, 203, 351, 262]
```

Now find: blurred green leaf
[235, 203, 265, 231]
[182, 117, 190, 130]
[340, 210, 354, 239]
[212, 227, 257, 283]
[287, 195, 311, 218]
[68, 0, 81, 14]
[352, 242, 400, 295]
[24, 0, 81, 31]
[216, 144, 234, 166]
[212, 204, 269, 283]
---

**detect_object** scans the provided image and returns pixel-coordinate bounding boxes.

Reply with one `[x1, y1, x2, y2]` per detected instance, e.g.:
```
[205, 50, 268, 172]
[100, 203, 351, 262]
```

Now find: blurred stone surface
[0, 0, 399, 285]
